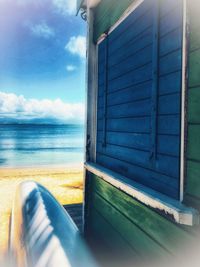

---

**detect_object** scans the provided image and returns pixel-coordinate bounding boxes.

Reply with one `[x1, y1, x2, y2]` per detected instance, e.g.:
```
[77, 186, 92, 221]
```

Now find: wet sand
[0, 166, 84, 262]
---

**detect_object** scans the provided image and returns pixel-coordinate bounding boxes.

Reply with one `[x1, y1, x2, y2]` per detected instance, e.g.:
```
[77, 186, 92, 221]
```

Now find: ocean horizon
[0, 124, 84, 168]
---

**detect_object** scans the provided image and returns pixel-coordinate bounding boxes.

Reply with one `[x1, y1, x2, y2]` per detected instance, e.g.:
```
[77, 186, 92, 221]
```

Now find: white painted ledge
[85, 162, 199, 226]
[78, 0, 101, 10]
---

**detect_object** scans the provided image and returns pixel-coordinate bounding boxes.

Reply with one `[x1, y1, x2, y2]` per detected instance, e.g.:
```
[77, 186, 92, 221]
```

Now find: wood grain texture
[159, 4, 183, 37]
[96, 143, 179, 178]
[187, 125, 200, 162]
[96, 154, 179, 199]
[89, 208, 137, 256]
[189, 50, 200, 88]
[190, 25, 200, 52]
[96, 0, 183, 199]
[86, 175, 193, 255]
[108, 28, 153, 68]
[188, 88, 200, 123]
[92, 192, 168, 257]
[186, 160, 200, 198]
[109, 8, 154, 55]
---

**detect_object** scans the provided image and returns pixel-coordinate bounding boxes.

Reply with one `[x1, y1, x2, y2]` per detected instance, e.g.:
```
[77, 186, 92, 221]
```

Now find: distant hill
[0, 117, 84, 125]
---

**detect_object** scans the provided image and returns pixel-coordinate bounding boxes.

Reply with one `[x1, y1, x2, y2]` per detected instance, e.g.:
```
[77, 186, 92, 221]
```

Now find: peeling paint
[85, 162, 199, 226]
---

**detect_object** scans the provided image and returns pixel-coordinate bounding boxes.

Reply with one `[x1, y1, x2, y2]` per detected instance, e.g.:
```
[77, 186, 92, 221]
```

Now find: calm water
[0, 124, 84, 168]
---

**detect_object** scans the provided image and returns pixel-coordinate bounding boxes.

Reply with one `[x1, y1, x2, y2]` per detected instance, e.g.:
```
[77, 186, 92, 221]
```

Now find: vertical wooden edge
[83, 169, 91, 235]
[85, 6, 98, 163]
[180, 0, 189, 202]
[83, 4, 92, 235]
[82, 167, 87, 233]
[84, 5, 90, 163]
[84, 4, 98, 234]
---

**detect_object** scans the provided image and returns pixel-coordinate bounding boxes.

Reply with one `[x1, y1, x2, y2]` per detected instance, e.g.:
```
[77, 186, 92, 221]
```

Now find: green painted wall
[185, 0, 200, 208]
[93, 0, 134, 42]
[85, 173, 196, 263]
[84, 1, 200, 264]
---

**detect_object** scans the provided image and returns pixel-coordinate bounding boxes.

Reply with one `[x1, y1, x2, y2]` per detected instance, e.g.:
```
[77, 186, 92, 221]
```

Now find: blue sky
[0, 0, 86, 123]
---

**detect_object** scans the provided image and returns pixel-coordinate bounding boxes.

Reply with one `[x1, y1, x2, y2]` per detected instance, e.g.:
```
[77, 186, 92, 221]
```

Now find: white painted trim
[97, 0, 144, 45]
[85, 6, 98, 162]
[180, 0, 188, 202]
[85, 162, 199, 226]
[88, 0, 101, 8]
[81, 0, 101, 9]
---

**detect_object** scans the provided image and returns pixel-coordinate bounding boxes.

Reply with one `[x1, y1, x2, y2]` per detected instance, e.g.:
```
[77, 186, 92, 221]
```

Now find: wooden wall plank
[97, 143, 179, 178]
[109, 8, 153, 55]
[159, 71, 182, 95]
[105, 99, 151, 119]
[186, 160, 200, 198]
[189, 26, 200, 52]
[108, 45, 152, 81]
[90, 175, 192, 253]
[159, 49, 182, 76]
[97, 131, 179, 157]
[104, 0, 153, 44]
[92, 192, 168, 257]
[159, 5, 183, 37]
[105, 117, 150, 133]
[88, 208, 137, 257]
[157, 135, 180, 157]
[160, 0, 182, 17]
[189, 50, 200, 88]
[188, 87, 200, 123]
[159, 27, 182, 57]
[187, 125, 200, 162]
[157, 115, 180, 135]
[158, 93, 181, 115]
[107, 63, 152, 93]
[108, 28, 153, 68]
[106, 81, 151, 105]
[97, 131, 150, 150]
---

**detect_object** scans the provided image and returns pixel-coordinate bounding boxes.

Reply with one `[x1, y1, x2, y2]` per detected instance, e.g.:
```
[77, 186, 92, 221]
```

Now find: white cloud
[0, 92, 85, 124]
[30, 22, 55, 39]
[66, 65, 77, 72]
[65, 36, 86, 59]
[52, 0, 76, 15]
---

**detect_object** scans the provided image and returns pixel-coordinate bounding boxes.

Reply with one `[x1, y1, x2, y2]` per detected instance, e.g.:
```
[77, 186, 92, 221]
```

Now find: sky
[0, 0, 86, 124]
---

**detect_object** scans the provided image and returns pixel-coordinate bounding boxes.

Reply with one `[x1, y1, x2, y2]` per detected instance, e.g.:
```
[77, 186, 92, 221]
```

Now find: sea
[0, 124, 84, 168]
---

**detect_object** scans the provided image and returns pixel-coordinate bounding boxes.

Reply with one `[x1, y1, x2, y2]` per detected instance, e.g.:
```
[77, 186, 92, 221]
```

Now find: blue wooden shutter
[96, 0, 183, 200]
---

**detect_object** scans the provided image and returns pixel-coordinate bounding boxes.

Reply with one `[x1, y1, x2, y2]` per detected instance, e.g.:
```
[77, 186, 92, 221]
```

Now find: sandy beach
[0, 166, 84, 262]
